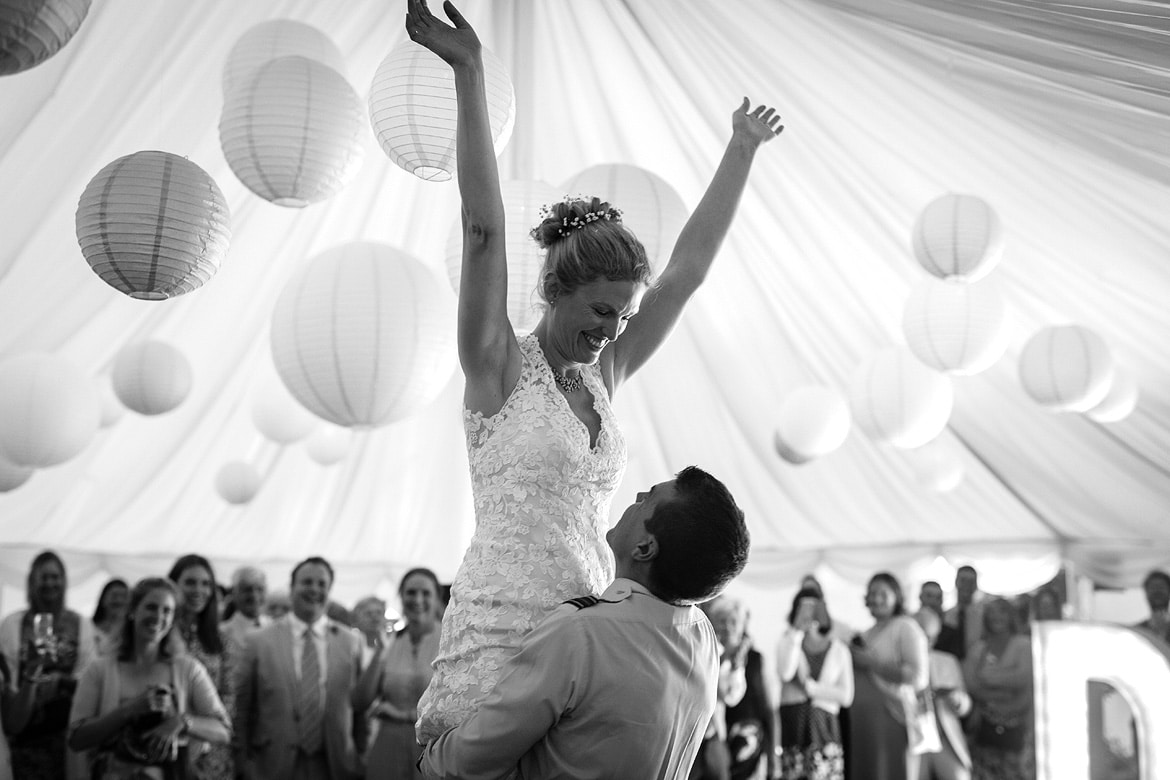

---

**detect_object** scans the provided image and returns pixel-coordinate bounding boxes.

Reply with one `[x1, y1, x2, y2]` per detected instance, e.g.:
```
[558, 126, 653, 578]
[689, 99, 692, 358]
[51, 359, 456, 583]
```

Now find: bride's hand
[406, 0, 482, 67]
[732, 98, 784, 147]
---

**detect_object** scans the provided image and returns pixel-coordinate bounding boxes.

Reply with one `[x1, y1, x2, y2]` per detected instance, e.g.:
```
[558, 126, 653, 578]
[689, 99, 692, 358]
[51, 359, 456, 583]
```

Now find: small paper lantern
[305, 425, 351, 466]
[215, 461, 261, 504]
[220, 56, 365, 207]
[902, 277, 1008, 375]
[252, 382, 318, 444]
[562, 164, 688, 273]
[76, 151, 230, 300]
[0, 454, 33, 492]
[849, 348, 954, 449]
[0, 0, 90, 76]
[270, 242, 457, 428]
[773, 386, 851, 464]
[222, 19, 345, 97]
[1085, 367, 1139, 423]
[368, 42, 515, 181]
[903, 438, 965, 493]
[912, 193, 1004, 282]
[444, 179, 560, 334]
[0, 353, 99, 467]
[1018, 325, 1114, 412]
[111, 341, 193, 415]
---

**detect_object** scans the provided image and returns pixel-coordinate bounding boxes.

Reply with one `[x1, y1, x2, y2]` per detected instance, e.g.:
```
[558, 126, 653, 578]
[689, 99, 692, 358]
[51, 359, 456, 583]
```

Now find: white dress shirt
[287, 612, 329, 692]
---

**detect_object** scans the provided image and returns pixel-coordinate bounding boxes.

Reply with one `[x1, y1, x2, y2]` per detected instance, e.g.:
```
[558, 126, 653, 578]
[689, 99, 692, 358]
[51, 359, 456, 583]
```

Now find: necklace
[552, 369, 583, 393]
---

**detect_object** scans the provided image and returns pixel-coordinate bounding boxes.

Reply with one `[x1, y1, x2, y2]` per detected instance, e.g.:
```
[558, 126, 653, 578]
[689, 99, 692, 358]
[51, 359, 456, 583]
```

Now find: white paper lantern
[0, 0, 90, 76]
[76, 151, 231, 300]
[97, 380, 125, 428]
[111, 341, 193, 415]
[849, 348, 954, 449]
[215, 461, 261, 504]
[912, 193, 1004, 282]
[903, 438, 965, 493]
[773, 386, 851, 464]
[252, 382, 318, 444]
[222, 20, 345, 97]
[0, 353, 99, 467]
[562, 164, 689, 273]
[270, 242, 457, 428]
[368, 42, 515, 181]
[305, 425, 351, 466]
[902, 277, 1008, 375]
[0, 453, 33, 492]
[1018, 325, 1115, 412]
[444, 179, 559, 334]
[220, 56, 365, 207]
[1085, 367, 1139, 423]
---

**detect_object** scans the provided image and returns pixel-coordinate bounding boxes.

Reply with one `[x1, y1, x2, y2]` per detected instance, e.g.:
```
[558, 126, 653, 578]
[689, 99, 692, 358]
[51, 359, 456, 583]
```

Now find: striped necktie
[298, 627, 323, 754]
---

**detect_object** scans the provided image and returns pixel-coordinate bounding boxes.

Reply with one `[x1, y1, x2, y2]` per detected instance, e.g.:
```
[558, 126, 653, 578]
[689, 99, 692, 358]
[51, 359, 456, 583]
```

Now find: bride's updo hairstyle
[529, 196, 654, 305]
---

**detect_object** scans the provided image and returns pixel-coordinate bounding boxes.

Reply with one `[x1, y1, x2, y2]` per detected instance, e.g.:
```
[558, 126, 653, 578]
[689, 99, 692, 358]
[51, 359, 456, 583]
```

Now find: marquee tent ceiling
[1, 0, 1168, 608]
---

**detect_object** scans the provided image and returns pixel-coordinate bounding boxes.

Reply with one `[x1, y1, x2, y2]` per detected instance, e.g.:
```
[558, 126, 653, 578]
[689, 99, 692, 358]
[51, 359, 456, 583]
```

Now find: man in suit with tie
[234, 557, 364, 780]
[939, 566, 985, 661]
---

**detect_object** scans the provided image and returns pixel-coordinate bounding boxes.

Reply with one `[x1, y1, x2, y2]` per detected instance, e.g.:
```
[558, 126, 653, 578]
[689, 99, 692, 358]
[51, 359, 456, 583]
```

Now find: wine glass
[32, 612, 56, 664]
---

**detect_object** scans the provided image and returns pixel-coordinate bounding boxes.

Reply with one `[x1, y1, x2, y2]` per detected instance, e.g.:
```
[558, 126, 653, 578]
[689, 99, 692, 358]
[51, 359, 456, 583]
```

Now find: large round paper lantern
[444, 179, 559, 334]
[0, 353, 99, 467]
[220, 55, 365, 207]
[222, 20, 345, 97]
[76, 151, 230, 300]
[0, 454, 33, 492]
[562, 164, 688, 273]
[215, 461, 261, 504]
[903, 438, 965, 493]
[1086, 367, 1138, 423]
[902, 277, 1008, 375]
[111, 341, 193, 415]
[1018, 325, 1114, 412]
[0, 0, 90, 76]
[368, 42, 515, 181]
[270, 242, 457, 428]
[305, 425, 351, 466]
[773, 386, 851, 465]
[849, 348, 954, 449]
[912, 193, 1004, 282]
[252, 382, 318, 444]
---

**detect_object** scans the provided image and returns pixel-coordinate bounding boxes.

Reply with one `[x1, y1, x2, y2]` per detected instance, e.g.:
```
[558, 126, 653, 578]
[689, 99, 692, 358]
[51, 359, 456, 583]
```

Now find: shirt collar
[601, 577, 652, 602]
[288, 611, 329, 638]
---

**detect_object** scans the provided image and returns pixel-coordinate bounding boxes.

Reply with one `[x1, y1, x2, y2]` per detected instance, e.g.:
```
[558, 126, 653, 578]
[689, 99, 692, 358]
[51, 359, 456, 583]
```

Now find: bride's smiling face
[544, 278, 644, 368]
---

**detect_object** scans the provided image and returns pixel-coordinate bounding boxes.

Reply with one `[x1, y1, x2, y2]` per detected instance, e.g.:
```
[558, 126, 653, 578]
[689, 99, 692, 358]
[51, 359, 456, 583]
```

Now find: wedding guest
[404, 0, 782, 744]
[221, 567, 269, 652]
[1133, 569, 1170, 646]
[939, 567, 985, 660]
[68, 577, 230, 778]
[920, 581, 961, 656]
[351, 596, 388, 672]
[167, 554, 235, 780]
[0, 551, 96, 779]
[914, 609, 972, 780]
[353, 569, 443, 780]
[92, 579, 130, 658]
[1030, 588, 1062, 623]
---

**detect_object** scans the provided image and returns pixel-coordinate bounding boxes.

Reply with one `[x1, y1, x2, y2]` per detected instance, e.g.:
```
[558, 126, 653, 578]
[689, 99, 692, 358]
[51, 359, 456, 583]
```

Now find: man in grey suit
[235, 556, 364, 780]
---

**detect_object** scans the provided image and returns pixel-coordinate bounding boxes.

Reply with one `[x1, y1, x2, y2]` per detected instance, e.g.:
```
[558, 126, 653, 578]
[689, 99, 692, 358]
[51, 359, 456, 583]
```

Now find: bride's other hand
[406, 0, 482, 67]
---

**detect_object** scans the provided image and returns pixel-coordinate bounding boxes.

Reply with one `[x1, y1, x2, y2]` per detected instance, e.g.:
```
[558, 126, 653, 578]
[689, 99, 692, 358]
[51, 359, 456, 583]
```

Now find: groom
[419, 466, 751, 779]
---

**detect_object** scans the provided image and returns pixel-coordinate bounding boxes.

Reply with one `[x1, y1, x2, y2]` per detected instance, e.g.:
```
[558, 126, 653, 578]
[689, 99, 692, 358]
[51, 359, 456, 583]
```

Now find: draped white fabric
[1, 0, 1168, 618]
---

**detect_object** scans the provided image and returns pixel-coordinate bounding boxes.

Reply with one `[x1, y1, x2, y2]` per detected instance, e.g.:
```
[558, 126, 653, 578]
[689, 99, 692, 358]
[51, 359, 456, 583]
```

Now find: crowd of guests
[0, 551, 1164, 780]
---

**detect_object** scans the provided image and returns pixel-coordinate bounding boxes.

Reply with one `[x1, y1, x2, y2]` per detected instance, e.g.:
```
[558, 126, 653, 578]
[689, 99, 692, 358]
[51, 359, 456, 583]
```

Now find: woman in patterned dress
[166, 555, 234, 780]
[406, 0, 783, 743]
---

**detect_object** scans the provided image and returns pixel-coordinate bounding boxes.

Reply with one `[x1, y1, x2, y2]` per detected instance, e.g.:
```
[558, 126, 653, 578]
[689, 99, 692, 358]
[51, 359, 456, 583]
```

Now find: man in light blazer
[235, 556, 364, 780]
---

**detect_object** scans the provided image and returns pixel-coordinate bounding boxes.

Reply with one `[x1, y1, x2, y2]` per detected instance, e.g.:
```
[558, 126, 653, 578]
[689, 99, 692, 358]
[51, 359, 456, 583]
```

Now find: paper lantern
[97, 380, 125, 428]
[1085, 367, 1139, 423]
[305, 425, 351, 466]
[76, 151, 230, 300]
[912, 193, 1004, 282]
[903, 438, 965, 493]
[270, 242, 457, 428]
[0, 0, 90, 76]
[849, 348, 954, 449]
[902, 277, 1008, 375]
[111, 341, 193, 415]
[0, 353, 99, 467]
[222, 19, 345, 97]
[772, 386, 851, 464]
[368, 42, 515, 181]
[444, 179, 559, 334]
[1018, 325, 1114, 412]
[251, 382, 318, 444]
[220, 55, 365, 207]
[0, 454, 33, 492]
[215, 461, 261, 504]
[562, 164, 688, 273]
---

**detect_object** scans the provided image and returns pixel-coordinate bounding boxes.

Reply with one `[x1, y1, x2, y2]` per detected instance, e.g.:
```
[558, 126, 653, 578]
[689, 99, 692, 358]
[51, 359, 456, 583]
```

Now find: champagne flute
[31, 612, 55, 680]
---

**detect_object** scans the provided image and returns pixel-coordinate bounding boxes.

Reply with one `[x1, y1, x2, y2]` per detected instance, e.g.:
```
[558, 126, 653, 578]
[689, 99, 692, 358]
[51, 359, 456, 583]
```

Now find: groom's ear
[632, 535, 658, 562]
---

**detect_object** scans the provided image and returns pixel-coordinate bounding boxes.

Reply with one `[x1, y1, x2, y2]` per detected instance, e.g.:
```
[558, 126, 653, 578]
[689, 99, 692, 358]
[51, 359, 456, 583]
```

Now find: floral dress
[177, 625, 235, 780]
[417, 333, 627, 742]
